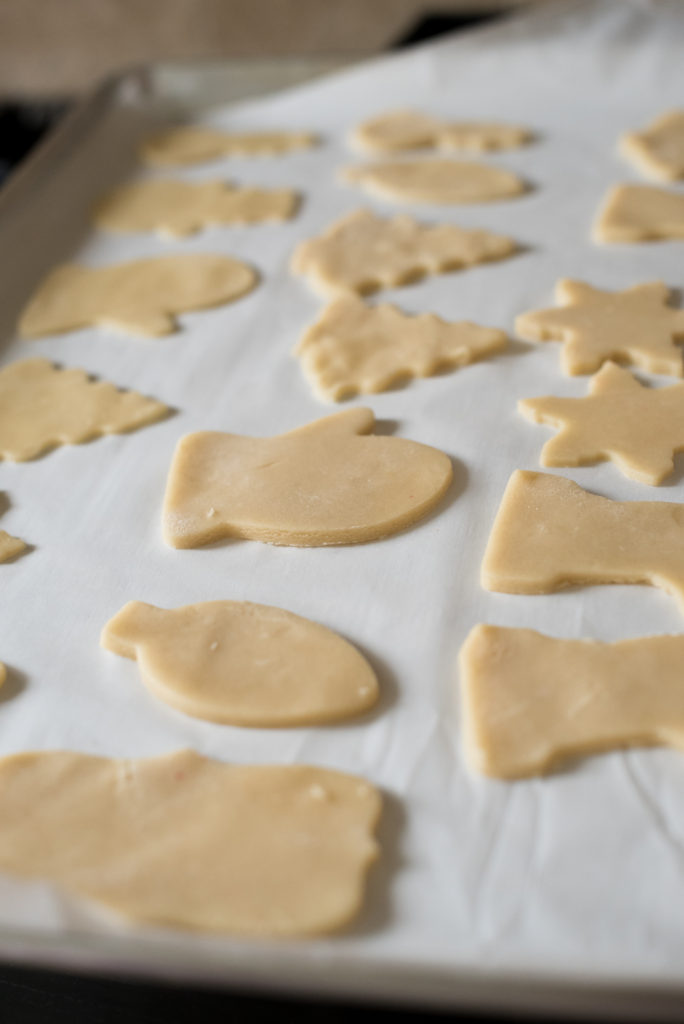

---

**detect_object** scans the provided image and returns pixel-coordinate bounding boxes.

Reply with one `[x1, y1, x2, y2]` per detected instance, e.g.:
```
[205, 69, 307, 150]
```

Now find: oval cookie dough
[342, 159, 526, 205]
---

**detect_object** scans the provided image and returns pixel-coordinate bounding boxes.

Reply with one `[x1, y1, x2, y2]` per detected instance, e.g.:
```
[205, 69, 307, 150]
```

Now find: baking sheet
[3, 0, 684, 1016]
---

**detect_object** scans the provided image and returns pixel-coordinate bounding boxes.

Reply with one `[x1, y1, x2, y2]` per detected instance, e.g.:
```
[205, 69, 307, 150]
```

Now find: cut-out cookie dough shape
[520, 361, 684, 484]
[0, 748, 380, 936]
[515, 279, 684, 376]
[141, 126, 316, 166]
[0, 358, 169, 461]
[620, 110, 684, 181]
[0, 662, 5, 688]
[341, 159, 526, 205]
[295, 294, 507, 401]
[594, 184, 684, 243]
[163, 406, 452, 548]
[19, 254, 257, 339]
[102, 600, 378, 726]
[94, 179, 298, 238]
[481, 470, 684, 613]
[0, 531, 26, 563]
[352, 110, 531, 154]
[460, 624, 684, 779]
[291, 209, 515, 299]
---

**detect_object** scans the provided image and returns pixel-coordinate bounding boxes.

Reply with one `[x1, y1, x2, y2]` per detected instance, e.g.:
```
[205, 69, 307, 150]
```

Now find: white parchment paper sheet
[2, 0, 684, 1007]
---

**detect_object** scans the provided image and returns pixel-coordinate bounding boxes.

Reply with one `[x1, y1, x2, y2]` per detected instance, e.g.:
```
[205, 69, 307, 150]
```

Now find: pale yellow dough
[460, 625, 684, 779]
[0, 662, 5, 688]
[594, 184, 684, 243]
[0, 749, 380, 936]
[620, 110, 684, 181]
[19, 254, 257, 339]
[520, 361, 684, 485]
[94, 179, 299, 238]
[291, 209, 515, 298]
[163, 406, 452, 549]
[482, 470, 684, 613]
[0, 358, 169, 461]
[102, 600, 378, 726]
[515, 279, 684, 376]
[0, 531, 26, 562]
[352, 110, 531, 154]
[295, 294, 507, 401]
[141, 126, 317, 166]
[341, 159, 525, 205]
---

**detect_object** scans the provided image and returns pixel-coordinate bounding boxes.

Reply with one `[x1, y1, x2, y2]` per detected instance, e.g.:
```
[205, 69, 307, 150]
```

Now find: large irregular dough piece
[95, 179, 299, 238]
[163, 406, 452, 548]
[102, 600, 378, 726]
[295, 294, 507, 401]
[19, 254, 257, 339]
[460, 624, 684, 779]
[594, 184, 684, 243]
[291, 209, 516, 298]
[0, 358, 169, 461]
[482, 470, 684, 613]
[515, 279, 684, 376]
[341, 159, 525, 205]
[141, 126, 316, 166]
[352, 110, 531, 154]
[0, 749, 380, 936]
[0, 531, 26, 562]
[620, 110, 684, 181]
[520, 361, 684, 484]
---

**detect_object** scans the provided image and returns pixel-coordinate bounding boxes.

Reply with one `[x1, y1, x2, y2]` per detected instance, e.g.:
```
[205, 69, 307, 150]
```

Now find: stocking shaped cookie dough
[19, 254, 257, 339]
[461, 624, 684, 778]
[594, 184, 684, 243]
[481, 470, 684, 613]
[0, 749, 380, 936]
[620, 110, 684, 181]
[341, 160, 526, 205]
[352, 110, 531, 154]
[141, 126, 317, 166]
[163, 407, 452, 548]
[102, 600, 378, 726]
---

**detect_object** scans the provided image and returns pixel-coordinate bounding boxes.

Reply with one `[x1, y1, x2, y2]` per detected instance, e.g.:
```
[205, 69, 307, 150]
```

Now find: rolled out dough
[341, 159, 526, 205]
[141, 126, 316, 166]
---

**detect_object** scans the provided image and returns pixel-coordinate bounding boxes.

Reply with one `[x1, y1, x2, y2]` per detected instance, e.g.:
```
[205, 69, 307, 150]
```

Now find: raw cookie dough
[620, 110, 684, 181]
[141, 126, 316, 166]
[0, 358, 169, 461]
[163, 406, 452, 548]
[102, 600, 378, 726]
[515, 279, 684, 376]
[341, 159, 526, 205]
[352, 110, 531, 154]
[460, 624, 684, 779]
[95, 179, 299, 238]
[291, 209, 516, 298]
[0, 531, 25, 563]
[594, 184, 684, 243]
[295, 294, 507, 401]
[19, 254, 257, 339]
[0, 749, 380, 936]
[0, 662, 5, 688]
[481, 470, 684, 613]
[520, 361, 684, 484]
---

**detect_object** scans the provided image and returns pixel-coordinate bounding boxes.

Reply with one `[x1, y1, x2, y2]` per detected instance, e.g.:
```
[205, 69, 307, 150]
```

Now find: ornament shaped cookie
[515, 279, 684, 376]
[0, 359, 169, 461]
[482, 470, 684, 613]
[520, 361, 684, 484]
[341, 159, 525, 205]
[0, 749, 380, 936]
[141, 126, 316, 166]
[291, 209, 516, 298]
[594, 184, 684, 243]
[295, 294, 507, 401]
[19, 254, 257, 339]
[102, 600, 378, 726]
[352, 110, 531, 154]
[620, 110, 684, 181]
[460, 625, 684, 779]
[95, 179, 299, 238]
[163, 407, 452, 548]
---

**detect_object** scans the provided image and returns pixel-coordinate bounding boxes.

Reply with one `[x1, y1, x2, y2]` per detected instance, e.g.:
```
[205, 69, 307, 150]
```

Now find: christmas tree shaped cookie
[341, 159, 526, 205]
[515, 279, 684, 376]
[620, 110, 684, 181]
[163, 407, 452, 548]
[594, 184, 684, 243]
[102, 600, 378, 726]
[141, 126, 317, 166]
[295, 294, 507, 401]
[0, 359, 169, 461]
[352, 110, 530, 154]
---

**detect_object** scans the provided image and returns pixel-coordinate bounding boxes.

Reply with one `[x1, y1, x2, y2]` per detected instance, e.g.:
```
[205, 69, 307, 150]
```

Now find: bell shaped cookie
[163, 407, 452, 548]
[102, 600, 378, 726]
[141, 126, 317, 166]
